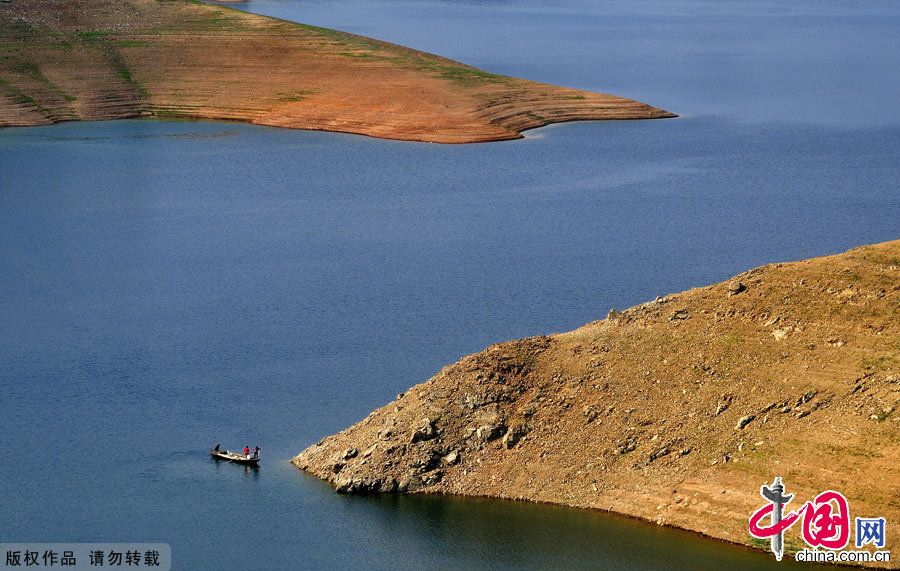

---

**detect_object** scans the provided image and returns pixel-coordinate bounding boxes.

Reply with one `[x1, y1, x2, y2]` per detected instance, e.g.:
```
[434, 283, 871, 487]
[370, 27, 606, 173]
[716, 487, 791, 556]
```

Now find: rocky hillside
[295, 241, 899, 561]
[0, 0, 674, 142]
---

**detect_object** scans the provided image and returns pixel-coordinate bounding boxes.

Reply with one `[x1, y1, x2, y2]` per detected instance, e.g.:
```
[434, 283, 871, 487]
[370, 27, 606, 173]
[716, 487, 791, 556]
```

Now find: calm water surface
[2, 1, 898, 569]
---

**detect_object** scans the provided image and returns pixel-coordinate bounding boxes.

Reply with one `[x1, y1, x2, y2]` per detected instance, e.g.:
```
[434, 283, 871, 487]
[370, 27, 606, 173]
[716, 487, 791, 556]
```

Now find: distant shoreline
[0, 0, 675, 143]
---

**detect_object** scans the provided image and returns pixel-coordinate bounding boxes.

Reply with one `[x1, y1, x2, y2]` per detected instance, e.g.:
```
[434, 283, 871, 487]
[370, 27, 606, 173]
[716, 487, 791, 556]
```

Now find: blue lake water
[1, 1, 898, 569]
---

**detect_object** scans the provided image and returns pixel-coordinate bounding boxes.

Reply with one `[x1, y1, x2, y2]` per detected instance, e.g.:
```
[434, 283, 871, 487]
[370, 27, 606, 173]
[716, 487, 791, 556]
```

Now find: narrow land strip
[0, 0, 674, 142]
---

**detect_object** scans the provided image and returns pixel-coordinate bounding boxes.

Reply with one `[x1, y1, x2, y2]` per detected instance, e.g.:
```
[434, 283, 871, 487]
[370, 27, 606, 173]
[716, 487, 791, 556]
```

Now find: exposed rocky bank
[295, 240, 899, 563]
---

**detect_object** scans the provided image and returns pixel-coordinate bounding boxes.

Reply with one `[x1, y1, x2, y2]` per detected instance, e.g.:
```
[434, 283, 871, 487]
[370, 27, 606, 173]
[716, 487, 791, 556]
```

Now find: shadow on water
[210, 456, 261, 478]
[329, 491, 832, 570]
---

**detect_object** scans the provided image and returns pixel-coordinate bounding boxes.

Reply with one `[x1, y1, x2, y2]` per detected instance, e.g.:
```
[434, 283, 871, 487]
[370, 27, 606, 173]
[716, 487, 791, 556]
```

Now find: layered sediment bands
[295, 241, 900, 564]
[474, 86, 669, 134]
[0, 0, 675, 142]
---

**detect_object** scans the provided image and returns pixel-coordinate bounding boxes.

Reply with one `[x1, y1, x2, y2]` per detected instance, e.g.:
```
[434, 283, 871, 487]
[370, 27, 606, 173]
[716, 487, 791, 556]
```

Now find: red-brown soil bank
[0, 0, 674, 142]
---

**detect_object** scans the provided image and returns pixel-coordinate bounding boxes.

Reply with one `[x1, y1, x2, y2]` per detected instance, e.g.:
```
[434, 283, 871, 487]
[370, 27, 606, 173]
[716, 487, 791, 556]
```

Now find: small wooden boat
[210, 449, 260, 465]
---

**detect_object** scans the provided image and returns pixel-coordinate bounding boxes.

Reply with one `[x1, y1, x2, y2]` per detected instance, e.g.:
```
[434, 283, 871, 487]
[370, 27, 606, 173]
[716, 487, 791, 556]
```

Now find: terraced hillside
[0, 0, 674, 142]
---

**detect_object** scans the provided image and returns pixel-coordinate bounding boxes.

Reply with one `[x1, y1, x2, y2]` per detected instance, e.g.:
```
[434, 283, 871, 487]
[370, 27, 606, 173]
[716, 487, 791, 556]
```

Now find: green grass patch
[111, 57, 148, 97]
[860, 353, 896, 371]
[0, 77, 51, 118]
[5, 58, 78, 106]
[73, 29, 112, 42]
[16, 93, 36, 105]
[115, 40, 151, 48]
[295, 24, 389, 56]
[67, 31, 141, 102]
[277, 89, 316, 102]
[201, 15, 245, 31]
[873, 410, 893, 422]
[337, 51, 379, 60]
[433, 66, 505, 85]
[10, 61, 41, 77]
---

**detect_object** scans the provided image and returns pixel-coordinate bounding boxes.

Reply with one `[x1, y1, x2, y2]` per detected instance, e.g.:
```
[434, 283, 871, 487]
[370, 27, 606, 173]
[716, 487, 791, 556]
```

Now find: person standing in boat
[214, 444, 221, 453]
[244, 445, 250, 458]
[253, 446, 260, 459]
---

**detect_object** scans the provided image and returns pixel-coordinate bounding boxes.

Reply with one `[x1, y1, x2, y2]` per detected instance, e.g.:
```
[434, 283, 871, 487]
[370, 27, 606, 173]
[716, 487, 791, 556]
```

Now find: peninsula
[295, 240, 899, 561]
[0, 0, 674, 142]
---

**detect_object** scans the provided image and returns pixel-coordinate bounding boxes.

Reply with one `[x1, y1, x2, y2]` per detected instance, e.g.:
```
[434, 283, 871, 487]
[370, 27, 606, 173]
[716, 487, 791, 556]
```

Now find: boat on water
[210, 448, 260, 465]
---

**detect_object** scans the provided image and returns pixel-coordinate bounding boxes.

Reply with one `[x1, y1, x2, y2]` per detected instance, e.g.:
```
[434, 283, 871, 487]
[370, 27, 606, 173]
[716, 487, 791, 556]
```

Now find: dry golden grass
[296, 240, 900, 565]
